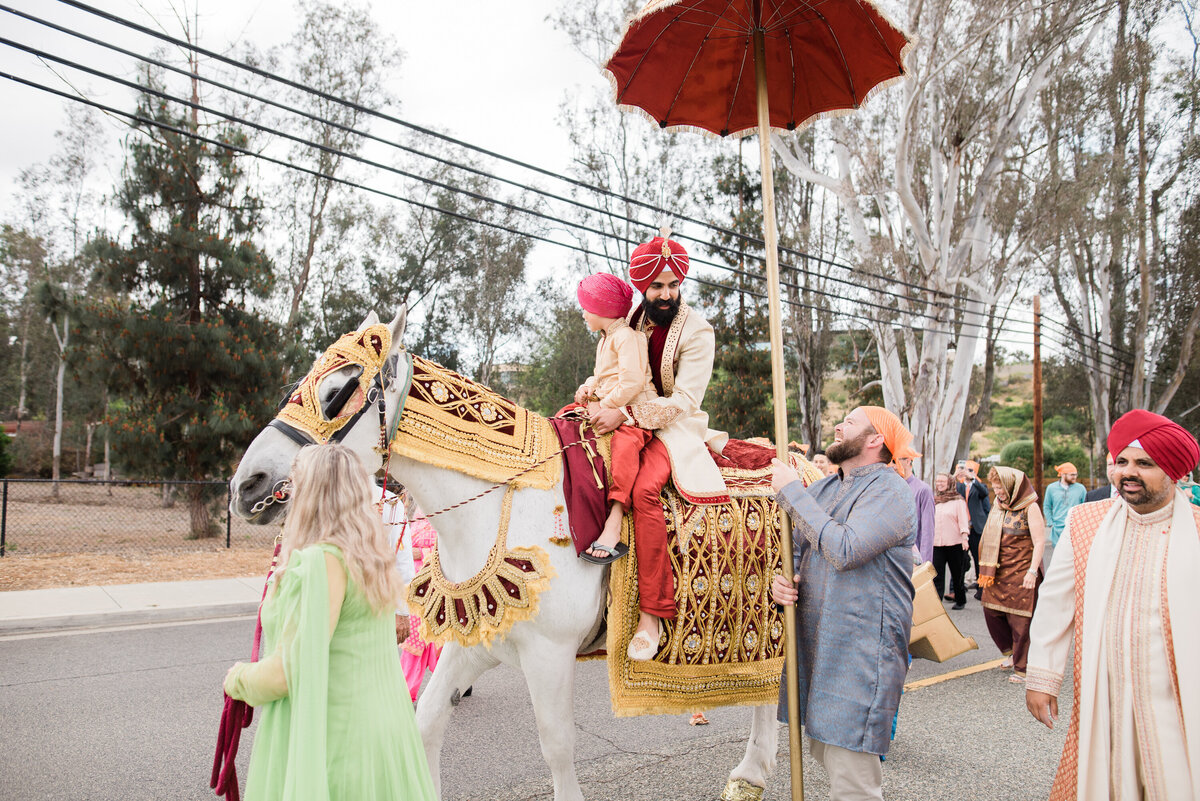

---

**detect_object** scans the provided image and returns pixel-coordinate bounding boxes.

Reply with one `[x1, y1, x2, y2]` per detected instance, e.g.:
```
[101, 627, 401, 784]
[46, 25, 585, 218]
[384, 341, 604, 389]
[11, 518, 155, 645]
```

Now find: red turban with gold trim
[629, 233, 689, 294]
[1108, 409, 1200, 481]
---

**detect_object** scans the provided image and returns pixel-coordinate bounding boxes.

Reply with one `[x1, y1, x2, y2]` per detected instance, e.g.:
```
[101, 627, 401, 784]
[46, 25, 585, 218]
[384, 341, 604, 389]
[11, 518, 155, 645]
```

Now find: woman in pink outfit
[400, 499, 441, 702]
[932, 472, 971, 610]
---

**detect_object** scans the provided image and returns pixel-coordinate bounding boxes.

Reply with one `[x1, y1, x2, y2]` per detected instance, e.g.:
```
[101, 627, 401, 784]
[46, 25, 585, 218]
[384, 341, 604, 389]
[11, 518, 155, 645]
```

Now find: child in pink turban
[572, 273, 665, 564]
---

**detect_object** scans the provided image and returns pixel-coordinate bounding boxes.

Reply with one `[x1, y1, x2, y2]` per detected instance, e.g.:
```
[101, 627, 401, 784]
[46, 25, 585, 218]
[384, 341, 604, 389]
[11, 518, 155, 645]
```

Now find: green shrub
[0, 430, 12, 478]
[999, 438, 1089, 478]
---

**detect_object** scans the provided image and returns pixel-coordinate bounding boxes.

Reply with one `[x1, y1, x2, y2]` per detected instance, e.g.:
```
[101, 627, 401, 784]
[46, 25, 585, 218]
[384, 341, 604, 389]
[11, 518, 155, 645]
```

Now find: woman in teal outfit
[224, 444, 436, 801]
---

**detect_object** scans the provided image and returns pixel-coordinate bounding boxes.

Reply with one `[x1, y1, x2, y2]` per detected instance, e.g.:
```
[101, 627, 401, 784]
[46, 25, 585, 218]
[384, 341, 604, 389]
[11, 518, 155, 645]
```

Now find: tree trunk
[50, 316, 68, 501]
[188, 484, 214, 539]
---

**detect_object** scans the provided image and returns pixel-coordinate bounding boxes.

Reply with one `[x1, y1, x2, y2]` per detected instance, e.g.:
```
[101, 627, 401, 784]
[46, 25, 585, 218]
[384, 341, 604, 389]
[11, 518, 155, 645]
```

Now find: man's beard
[642, 293, 681, 327]
[826, 429, 869, 465]
[1117, 475, 1173, 509]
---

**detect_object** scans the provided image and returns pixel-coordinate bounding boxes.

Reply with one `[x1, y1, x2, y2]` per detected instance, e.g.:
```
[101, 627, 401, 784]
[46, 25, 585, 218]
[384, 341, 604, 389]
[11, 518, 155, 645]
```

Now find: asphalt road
[0, 600, 1069, 800]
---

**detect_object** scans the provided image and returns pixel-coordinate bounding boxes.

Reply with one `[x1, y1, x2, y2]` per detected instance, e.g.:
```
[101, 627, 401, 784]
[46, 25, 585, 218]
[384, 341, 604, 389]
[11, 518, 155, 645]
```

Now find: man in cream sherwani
[1026, 408, 1200, 800]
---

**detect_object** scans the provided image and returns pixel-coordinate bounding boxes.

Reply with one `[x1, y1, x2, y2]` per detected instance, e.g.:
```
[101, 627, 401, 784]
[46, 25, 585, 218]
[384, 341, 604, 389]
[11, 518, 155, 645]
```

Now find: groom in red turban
[1026, 409, 1200, 800]
[584, 229, 729, 662]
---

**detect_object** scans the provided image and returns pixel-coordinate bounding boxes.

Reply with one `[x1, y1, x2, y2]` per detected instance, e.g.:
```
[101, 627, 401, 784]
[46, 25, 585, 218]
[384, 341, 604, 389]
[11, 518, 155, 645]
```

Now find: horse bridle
[250, 349, 414, 515]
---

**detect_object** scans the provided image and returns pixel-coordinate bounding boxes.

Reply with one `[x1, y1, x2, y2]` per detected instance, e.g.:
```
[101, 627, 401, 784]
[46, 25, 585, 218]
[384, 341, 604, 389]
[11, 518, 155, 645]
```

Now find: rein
[255, 342, 600, 535]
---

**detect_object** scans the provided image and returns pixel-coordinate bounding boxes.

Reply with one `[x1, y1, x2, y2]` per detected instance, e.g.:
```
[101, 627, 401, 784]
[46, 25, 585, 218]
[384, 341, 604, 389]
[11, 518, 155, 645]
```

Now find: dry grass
[0, 481, 279, 591]
[0, 548, 275, 591]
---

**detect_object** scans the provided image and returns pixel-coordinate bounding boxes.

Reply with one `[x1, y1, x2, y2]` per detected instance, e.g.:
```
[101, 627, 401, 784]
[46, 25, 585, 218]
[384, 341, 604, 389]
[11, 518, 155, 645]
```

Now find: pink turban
[629, 234, 689, 294]
[1107, 409, 1200, 481]
[577, 273, 634, 319]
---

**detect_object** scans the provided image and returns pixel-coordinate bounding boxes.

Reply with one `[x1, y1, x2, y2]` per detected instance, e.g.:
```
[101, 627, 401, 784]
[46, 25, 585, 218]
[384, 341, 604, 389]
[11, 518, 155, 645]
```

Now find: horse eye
[322, 367, 364, 418]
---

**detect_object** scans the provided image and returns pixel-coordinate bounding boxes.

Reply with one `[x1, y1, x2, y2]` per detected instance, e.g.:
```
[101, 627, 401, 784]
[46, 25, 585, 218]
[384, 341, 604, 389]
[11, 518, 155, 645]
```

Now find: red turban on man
[1107, 409, 1200, 481]
[577, 273, 634, 319]
[629, 232, 689, 294]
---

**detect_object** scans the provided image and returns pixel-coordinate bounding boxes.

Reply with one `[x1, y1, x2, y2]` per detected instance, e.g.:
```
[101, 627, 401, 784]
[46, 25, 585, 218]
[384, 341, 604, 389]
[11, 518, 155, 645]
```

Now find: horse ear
[388, 306, 407, 351]
[359, 310, 380, 330]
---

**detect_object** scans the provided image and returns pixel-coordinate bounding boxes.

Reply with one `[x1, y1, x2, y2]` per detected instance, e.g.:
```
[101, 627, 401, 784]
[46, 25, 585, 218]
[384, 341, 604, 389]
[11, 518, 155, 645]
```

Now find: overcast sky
[0, 0, 603, 216]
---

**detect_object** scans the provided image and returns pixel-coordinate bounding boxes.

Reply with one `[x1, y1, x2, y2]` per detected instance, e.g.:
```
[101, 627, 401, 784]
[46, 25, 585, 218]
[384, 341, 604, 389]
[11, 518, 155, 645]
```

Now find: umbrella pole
[753, 26, 804, 801]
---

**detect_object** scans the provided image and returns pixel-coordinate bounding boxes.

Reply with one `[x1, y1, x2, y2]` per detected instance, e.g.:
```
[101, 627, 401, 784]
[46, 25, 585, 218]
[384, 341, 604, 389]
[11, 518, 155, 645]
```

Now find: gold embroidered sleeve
[625, 403, 683, 430]
[1024, 666, 1062, 696]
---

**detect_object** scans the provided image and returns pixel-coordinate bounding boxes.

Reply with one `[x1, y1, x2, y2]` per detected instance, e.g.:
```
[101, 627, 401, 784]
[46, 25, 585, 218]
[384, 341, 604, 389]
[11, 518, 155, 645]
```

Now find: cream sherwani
[581, 319, 657, 409]
[624, 303, 729, 504]
[1027, 491, 1200, 800]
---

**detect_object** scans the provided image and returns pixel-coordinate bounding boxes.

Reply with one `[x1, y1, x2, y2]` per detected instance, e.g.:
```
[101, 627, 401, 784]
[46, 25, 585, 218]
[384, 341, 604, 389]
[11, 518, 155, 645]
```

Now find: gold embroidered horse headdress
[276, 325, 392, 444]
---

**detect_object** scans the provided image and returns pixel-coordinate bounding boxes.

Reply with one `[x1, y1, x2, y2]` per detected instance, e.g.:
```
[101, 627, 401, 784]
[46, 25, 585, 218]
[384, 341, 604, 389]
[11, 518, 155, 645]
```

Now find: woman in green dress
[224, 443, 437, 801]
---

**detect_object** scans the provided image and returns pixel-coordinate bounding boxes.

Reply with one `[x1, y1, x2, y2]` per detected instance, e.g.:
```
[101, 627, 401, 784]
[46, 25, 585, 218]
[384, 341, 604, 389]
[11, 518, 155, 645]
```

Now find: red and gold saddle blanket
[606, 441, 823, 717]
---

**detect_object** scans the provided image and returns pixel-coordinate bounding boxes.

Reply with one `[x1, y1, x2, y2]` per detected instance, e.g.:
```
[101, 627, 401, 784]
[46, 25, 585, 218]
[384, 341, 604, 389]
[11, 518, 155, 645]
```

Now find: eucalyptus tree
[1037, 0, 1200, 447]
[772, 0, 1106, 475]
[271, 0, 403, 331]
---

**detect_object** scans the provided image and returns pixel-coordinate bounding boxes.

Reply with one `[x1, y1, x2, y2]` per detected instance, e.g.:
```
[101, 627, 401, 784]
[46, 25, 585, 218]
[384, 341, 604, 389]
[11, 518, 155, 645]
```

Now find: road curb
[0, 601, 259, 635]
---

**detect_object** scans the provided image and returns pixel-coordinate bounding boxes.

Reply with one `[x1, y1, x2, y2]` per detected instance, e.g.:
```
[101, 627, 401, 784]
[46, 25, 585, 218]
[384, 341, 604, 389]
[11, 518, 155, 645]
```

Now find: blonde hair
[276, 444, 403, 615]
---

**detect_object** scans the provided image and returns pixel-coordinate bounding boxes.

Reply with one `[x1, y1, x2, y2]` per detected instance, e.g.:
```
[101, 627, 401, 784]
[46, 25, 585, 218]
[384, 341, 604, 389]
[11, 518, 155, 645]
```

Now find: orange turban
[860, 406, 915, 466]
[1054, 463, 1078, 475]
[965, 459, 980, 472]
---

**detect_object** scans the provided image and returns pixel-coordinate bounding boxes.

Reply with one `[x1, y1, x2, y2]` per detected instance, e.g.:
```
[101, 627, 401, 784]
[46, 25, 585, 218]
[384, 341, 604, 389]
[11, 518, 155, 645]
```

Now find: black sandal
[579, 542, 629, 565]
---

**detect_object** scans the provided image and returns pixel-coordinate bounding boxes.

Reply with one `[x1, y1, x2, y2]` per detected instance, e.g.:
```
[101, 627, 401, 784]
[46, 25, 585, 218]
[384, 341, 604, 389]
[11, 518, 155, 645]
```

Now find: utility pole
[1033, 295, 1044, 502]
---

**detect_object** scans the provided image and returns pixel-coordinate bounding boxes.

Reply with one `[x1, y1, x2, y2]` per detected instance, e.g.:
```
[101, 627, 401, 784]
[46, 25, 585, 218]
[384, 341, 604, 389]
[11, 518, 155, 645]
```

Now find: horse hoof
[720, 778, 764, 801]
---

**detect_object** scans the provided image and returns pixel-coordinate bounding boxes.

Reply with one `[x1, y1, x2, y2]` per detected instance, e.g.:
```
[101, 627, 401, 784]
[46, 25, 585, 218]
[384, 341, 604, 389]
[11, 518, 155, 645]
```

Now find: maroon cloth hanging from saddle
[709, 438, 779, 471]
[549, 414, 608, 556]
[211, 541, 280, 801]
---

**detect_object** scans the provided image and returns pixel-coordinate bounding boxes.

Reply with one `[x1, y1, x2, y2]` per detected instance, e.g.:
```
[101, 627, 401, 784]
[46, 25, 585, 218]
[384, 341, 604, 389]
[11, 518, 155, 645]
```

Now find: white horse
[230, 309, 779, 801]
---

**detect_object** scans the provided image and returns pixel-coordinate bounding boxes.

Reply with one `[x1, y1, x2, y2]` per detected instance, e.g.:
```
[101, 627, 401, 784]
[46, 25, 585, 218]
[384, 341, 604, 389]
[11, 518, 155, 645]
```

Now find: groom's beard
[643, 293, 681, 327]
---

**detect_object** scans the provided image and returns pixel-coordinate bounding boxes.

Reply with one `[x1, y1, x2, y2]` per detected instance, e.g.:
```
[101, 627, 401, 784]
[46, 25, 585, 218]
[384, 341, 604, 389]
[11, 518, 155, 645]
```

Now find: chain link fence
[0, 478, 277, 556]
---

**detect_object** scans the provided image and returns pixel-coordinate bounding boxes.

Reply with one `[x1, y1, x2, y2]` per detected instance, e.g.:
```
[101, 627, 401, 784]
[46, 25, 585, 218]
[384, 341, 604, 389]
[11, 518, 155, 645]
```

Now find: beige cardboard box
[909, 561, 978, 663]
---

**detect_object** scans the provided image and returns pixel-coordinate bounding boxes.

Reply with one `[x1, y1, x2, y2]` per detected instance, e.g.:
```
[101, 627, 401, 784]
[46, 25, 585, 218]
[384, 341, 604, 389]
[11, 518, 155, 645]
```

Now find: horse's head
[230, 307, 412, 524]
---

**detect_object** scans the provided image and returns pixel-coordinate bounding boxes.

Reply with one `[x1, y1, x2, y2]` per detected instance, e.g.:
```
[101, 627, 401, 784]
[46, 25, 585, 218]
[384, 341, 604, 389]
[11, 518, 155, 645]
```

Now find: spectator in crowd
[898, 454, 934, 564]
[1041, 462, 1086, 571]
[979, 466, 1046, 683]
[1027, 409, 1200, 799]
[400, 497, 442, 702]
[1084, 453, 1117, 502]
[811, 449, 838, 477]
[769, 405, 916, 800]
[955, 459, 992, 599]
[932, 472, 971, 609]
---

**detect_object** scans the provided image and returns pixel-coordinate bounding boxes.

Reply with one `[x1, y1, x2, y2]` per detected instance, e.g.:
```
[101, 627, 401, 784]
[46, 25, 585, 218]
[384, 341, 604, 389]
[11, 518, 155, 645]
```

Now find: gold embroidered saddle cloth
[606, 440, 823, 717]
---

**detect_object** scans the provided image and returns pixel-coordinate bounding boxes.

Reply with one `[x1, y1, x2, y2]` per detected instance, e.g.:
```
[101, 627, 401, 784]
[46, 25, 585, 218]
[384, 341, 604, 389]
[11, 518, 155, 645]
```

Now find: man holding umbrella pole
[769, 406, 917, 800]
[605, 2, 914, 797]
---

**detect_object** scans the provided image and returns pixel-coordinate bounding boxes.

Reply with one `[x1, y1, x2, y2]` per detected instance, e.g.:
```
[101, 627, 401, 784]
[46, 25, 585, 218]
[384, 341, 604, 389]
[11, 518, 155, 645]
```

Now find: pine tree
[86, 92, 287, 537]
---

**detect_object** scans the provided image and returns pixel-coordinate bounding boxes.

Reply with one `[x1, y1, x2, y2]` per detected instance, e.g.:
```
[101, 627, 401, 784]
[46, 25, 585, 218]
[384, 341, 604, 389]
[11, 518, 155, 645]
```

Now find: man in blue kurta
[1040, 461, 1085, 570]
[771, 406, 917, 799]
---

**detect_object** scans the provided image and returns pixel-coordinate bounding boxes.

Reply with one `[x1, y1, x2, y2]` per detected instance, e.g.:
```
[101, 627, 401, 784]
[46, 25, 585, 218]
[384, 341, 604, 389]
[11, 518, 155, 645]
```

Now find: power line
[22, 0, 1136, 363]
[5, 2, 1012, 330]
[1, 34, 1053, 348]
[14, 64, 1123, 368]
[41, 0, 1143, 369]
[44, 0, 1027, 313]
[0, 57, 1140, 382]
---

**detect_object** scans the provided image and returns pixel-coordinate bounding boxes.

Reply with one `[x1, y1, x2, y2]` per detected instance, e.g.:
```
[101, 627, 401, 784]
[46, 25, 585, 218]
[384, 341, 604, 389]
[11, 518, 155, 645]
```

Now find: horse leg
[414, 643, 500, 799]
[518, 637, 585, 801]
[722, 704, 779, 800]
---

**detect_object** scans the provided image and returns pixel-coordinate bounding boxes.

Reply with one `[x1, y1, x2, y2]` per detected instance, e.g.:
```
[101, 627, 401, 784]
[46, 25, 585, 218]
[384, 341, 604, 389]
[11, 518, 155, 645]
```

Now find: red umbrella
[606, 3, 910, 800]
[607, 0, 910, 137]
